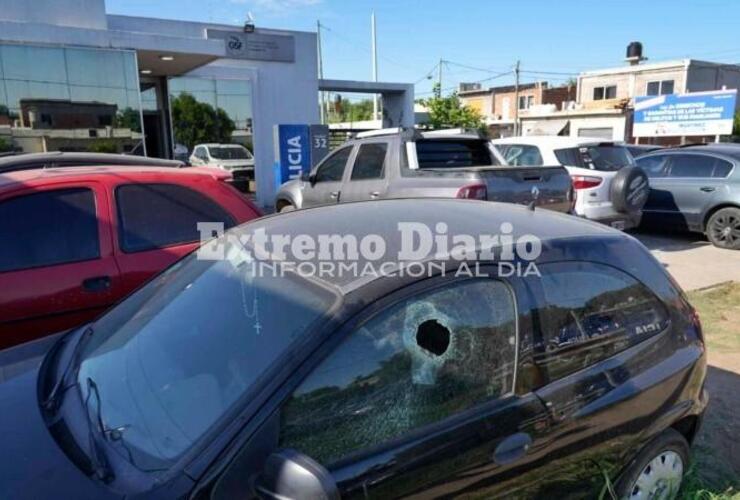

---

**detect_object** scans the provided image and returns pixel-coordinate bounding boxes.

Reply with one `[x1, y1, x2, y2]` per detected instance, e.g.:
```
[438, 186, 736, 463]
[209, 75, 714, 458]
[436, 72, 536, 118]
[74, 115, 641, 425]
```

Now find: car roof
[661, 144, 740, 161]
[491, 136, 623, 148]
[0, 165, 230, 191]
[235, 198, 630, 293]
[0, 152, 184, 170]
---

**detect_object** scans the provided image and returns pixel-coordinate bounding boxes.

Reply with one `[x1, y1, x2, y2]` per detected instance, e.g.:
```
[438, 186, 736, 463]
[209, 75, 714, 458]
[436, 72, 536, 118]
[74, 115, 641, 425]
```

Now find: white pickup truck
[275, 129, 574, 213]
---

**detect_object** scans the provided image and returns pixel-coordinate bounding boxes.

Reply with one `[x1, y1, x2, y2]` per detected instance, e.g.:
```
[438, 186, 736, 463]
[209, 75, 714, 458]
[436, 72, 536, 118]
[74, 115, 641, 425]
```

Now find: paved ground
[631, 229, 740, 291]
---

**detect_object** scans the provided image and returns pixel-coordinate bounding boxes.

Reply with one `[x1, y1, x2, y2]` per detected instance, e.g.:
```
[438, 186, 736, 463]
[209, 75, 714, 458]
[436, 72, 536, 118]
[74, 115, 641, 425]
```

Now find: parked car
[626, 144, 665, 158]
[0, 160, 261, 349]
[276, 128, 574, 213]
[190, 143, 255, 184]
[636, 144, 740, 249]
[0, 199, 706, 499]
[491, 136, 650, 230]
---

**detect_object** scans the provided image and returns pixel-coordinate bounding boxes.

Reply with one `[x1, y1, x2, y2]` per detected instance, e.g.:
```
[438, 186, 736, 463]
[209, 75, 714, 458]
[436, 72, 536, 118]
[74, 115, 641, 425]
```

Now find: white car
[190, 143, 255, 183]
[492, 136, 649, 230]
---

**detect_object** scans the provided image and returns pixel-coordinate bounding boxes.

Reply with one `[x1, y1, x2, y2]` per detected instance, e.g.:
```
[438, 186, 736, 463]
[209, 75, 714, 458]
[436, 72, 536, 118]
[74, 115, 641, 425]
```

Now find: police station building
[0, 0, 413, 206]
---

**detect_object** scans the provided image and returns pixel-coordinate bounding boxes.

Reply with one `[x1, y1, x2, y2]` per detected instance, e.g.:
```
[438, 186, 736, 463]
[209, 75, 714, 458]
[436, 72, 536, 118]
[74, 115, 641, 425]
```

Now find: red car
[0, 163, 261, 349]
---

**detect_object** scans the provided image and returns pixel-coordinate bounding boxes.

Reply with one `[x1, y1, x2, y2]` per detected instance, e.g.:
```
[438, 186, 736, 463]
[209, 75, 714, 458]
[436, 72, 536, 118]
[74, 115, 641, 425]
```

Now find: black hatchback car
[0, 200, 706, 499]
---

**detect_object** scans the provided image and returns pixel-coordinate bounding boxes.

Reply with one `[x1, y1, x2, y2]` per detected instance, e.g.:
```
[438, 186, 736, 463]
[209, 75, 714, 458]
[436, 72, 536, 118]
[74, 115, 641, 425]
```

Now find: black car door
[207, 275, 552, 499]
[522, 261, 674, 497]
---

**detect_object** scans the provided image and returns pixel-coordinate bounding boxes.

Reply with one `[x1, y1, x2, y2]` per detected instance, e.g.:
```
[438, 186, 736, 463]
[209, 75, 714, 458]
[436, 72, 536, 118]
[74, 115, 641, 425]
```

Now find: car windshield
[209, 146, 252, 160]
[75, 236, 339, 472]
[554, 145, 635, 171]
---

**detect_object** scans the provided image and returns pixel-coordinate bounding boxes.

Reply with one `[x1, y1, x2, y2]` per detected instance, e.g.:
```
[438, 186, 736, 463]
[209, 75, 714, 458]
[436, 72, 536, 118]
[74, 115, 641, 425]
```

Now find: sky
[105, 0, 740, 98]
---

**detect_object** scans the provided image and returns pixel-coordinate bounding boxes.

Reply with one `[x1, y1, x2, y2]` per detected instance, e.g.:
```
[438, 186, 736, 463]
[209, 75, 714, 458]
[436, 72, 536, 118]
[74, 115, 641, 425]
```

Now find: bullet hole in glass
[416, 319, 451, 356]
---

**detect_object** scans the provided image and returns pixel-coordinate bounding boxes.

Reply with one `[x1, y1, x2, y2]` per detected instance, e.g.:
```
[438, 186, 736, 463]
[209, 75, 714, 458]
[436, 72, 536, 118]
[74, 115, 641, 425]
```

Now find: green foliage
[419, 84, 486, 133]
[733, 110, 740, 137]
[171, 93, 236, 151]
[86, 139, 119, 154]
[0, 136, 12, 153]
[114, 107, 142, 131]
[327, 97, 374, 123]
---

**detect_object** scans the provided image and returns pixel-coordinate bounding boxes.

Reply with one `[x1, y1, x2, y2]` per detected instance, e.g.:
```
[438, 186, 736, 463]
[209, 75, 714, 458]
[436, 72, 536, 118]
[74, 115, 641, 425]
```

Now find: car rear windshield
[554, 144, 635, 171]
[210, 146, 252, 160]
[415, 139, 496, 168]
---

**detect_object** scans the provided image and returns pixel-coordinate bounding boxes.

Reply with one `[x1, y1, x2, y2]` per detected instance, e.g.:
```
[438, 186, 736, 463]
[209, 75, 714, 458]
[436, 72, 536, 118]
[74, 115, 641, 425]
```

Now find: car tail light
[456, 183, 487, 200]
[571, 175, 603, 190]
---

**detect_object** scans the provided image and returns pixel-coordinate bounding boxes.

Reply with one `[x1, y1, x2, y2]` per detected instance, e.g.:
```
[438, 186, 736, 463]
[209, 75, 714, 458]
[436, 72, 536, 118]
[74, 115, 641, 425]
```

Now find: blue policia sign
[274, 124, 310, 185]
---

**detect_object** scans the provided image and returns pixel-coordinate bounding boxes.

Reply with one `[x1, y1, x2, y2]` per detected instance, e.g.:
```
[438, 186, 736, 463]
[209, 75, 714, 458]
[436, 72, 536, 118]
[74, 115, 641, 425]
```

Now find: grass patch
[687, 282, 740, 353]
[678, 282, 740, 499]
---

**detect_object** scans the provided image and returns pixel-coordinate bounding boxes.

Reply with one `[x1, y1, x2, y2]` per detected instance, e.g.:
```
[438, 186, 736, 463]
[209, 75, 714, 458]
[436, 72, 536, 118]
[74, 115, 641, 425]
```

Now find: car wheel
[706, 207, 740, 250]
[278, 202, 296, 213]
[610, 166, 650, 214]
[615, 429, 689, 500]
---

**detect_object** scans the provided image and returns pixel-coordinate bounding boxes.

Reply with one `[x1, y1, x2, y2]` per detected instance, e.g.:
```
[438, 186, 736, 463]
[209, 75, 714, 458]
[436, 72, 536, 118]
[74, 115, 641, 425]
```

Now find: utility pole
[371, 11, 379, 121]
[513, 60, 520, 136]
[317, 20, 325, 124]
[437, 58, 444, 97]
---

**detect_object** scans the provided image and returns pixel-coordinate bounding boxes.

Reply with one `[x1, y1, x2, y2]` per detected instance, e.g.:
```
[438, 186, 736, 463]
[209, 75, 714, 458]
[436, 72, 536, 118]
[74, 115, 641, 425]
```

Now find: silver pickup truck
[275, 129, 574, 213]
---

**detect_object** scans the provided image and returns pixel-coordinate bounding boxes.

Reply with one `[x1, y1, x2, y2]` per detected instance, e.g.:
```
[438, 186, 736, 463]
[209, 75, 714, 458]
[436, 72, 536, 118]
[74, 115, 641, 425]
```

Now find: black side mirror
[308, 172, 317, 186]
[254, 449, 339, 500]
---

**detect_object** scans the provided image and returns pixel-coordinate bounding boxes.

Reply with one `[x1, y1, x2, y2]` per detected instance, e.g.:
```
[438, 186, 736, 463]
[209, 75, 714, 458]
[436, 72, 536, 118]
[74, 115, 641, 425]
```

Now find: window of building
[0, 44, 142, 155]
[169, 77, 253, 154]
[279, 279, 517, 465]
[518, 95, 535, 110]
[0, 188, 99, 273]
[315, 146, 352, 182]
[646, 80, 675, 96]
[531, 262, 669, 382]
[116, 183, 236, 253]
[351, 143, 388, 180]
[593, 85, 617, 100]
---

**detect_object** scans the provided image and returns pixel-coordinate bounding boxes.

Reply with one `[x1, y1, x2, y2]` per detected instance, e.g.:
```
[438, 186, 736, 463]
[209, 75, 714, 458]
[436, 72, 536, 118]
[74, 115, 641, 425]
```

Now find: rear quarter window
[529, 262, 670, 383]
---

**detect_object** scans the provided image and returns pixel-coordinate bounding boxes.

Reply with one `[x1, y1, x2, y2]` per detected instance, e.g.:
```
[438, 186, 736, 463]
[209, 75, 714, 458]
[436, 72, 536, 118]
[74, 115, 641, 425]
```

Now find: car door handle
[493, 432, 532, 465]
[700, 186, 716, 192]
[329, 191, 340, 199]
[369, 191, 380, 198]
[82, 276, 111, 293]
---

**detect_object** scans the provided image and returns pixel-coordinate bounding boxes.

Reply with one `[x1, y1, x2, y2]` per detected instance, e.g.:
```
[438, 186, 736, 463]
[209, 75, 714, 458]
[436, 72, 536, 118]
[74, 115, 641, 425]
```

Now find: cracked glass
[279, 279, 517, 465]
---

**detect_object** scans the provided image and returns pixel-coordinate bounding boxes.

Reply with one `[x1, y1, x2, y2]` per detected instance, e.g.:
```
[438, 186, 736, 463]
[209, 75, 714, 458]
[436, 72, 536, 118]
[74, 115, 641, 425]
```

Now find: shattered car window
[532, 262, 670, 382]
[279, 279, 517, 465]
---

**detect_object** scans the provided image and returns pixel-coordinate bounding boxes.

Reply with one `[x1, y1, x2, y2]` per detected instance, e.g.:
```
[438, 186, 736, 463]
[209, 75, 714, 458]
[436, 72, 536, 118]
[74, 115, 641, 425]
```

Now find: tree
[419, 84, 485, 132]
[86, 139, 119, 154]
[327, 97, 374, 123]
[171, 93, 236, 151]
[0, 137, 12, 153]
[114, 107, 142, 131]
[733, 110, 740, 137]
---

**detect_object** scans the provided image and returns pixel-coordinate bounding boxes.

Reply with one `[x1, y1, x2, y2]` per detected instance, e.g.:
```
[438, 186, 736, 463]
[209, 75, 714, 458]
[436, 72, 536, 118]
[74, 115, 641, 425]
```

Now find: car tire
[610, 166, 650, 214]
[706, 207, 740, 250]
[278, 202, 296, 213]
[614, 428, 690, 500]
